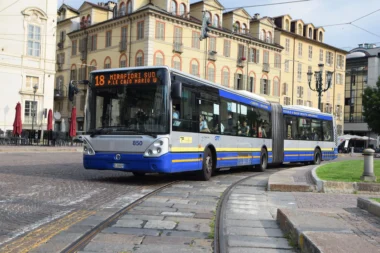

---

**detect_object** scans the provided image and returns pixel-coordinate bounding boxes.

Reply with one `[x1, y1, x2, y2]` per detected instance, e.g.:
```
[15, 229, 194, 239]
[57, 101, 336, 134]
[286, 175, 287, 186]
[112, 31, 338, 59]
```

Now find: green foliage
[316, 160, 380, 183]
[362, 76, 380, 135]
[371, 198, 380, 203]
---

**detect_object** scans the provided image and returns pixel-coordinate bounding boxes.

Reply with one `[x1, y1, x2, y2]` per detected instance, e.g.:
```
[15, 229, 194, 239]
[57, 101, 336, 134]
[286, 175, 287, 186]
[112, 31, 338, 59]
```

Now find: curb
[311, 164, 380, 194]
[357, 197, 380, 218]
[267, 183, 314, 192]
[311, 165, 324, 192]
[276, 209, 319, 253]
[0, 148, 82, 153]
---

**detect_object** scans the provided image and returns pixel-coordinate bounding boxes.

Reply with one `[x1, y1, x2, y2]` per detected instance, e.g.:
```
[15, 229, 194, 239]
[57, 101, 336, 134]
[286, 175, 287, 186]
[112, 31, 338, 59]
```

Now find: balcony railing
[173, 42, 183, 53]
[54, 89, 64, 100]
[57, 42, 64, 50]
[263, 63, 270, 72]
[208, 51, 217, 61]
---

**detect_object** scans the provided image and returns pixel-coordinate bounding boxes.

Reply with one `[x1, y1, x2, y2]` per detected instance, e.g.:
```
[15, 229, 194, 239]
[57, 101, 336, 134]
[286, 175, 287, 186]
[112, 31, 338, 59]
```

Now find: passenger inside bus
[199, 115, 210, 133]
[238, 120, 250, 136]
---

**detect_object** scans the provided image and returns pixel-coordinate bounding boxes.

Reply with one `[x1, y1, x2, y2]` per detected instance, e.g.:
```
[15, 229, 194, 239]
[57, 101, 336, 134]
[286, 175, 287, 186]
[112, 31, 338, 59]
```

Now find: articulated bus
[82, 66, 337, 180]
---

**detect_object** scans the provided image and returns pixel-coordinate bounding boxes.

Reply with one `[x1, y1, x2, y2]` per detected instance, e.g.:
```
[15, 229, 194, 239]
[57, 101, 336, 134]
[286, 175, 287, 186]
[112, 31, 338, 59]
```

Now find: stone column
[361, 148, 376, 182]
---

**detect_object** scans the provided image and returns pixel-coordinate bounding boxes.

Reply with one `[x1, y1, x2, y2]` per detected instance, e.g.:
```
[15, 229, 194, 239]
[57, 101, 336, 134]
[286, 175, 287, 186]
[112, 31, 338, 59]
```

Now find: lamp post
[307, 63, 334, 111]
[31, 84, 38, 136]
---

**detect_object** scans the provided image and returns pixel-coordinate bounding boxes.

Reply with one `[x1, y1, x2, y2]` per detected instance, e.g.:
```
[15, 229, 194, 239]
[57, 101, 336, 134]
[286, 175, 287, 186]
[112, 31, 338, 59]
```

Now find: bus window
[172, 87, 198, 132]
[311, 119, 322, 141]
[284, 115, 298, 140]
[238, 104, 249, 136]
[220, 98, 238, 135]
[199, 99, 215, 133]
[259, 110, 271, 139]
[298, 117, 312, 140]
[322, 120, 333, 141]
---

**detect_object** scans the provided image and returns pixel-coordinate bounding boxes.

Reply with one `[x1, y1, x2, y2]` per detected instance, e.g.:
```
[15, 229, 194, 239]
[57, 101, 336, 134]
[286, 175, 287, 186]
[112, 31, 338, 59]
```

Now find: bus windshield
[87, 68, 169, 135]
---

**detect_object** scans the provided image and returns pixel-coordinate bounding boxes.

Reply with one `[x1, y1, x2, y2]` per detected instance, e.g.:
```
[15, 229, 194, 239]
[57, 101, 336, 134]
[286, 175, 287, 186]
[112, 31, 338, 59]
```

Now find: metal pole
[32, 91, 35, 132]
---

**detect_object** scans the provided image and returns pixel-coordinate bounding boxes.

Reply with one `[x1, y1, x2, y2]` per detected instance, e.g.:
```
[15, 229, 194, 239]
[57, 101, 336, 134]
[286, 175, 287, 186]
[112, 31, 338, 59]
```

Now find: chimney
[253, 13, 260, 20]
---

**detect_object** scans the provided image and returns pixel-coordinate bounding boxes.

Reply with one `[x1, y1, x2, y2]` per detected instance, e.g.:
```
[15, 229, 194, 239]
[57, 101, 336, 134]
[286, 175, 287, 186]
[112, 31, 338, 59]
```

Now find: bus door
[284, 115, 299, 162]
[171, 86, 200, 172]
[236, 104, 252, 166]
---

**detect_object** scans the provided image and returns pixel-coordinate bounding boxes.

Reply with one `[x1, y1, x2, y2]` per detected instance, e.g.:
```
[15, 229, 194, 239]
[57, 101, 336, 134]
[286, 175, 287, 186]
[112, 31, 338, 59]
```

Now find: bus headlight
[144, 138, 169, 157]
[83, 138, 95, 156]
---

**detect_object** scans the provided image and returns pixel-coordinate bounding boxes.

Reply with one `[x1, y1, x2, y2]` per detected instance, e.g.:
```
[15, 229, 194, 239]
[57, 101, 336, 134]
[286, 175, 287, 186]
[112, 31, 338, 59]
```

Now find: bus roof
[283, 105, 334, 120]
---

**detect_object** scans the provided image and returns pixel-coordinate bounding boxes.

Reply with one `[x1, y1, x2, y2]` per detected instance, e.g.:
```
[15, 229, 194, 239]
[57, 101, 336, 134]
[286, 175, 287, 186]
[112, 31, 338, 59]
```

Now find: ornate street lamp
[307, 63, 334, 111]
[32, 84, 38, 137]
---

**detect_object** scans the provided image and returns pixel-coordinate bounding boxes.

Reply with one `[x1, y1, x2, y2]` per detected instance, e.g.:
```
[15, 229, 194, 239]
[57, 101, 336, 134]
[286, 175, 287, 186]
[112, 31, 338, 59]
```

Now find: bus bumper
[83, 152, 172, 173]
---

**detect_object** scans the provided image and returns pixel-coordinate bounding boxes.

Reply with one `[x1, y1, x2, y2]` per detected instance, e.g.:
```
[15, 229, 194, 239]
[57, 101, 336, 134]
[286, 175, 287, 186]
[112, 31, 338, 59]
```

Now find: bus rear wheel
[257, 148, 268, 172]
[197, 148, 213, 181]
[313, 149, 322, 165]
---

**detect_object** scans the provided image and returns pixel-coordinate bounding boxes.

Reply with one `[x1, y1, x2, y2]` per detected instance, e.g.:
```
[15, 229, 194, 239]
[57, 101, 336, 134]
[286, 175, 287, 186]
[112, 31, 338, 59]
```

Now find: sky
[58, 0, 380, 51]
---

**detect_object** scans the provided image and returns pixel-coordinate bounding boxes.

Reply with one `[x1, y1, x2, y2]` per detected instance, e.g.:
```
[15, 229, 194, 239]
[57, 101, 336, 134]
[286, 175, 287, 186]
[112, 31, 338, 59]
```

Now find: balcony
[237, 57, 246, 68]
[57, 42, 64, 50]
[80, 51, 87, 61]
[173, 42, 183, 53]
[208, 50, 217, 61]
[57, 63, 63, 71]
[119, 41, 127, 52]
[263, 63, 270, 72]
[54, 89, 64, 100]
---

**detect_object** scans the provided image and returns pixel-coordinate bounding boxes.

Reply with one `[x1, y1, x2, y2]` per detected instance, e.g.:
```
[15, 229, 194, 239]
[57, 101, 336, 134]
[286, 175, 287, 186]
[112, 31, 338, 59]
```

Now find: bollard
[361, 148, 377, 182]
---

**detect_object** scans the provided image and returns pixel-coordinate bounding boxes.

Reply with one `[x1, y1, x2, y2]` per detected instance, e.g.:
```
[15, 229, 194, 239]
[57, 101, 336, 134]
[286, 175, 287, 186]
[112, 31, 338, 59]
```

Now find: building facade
[273, 15, 346, 135]
[0, 0, 57, 134]
[55, 0, 346, 135]
[345, 43, 380, 148]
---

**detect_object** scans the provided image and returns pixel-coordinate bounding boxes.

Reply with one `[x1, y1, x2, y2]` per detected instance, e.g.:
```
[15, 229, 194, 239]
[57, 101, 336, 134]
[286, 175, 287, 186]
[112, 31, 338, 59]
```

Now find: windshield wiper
[90, 127, 113, 137]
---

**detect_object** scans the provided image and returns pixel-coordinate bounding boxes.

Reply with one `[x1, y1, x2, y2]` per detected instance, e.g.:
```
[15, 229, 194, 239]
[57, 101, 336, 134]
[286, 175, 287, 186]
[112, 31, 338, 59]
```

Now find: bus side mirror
[171, 81, 182, 99]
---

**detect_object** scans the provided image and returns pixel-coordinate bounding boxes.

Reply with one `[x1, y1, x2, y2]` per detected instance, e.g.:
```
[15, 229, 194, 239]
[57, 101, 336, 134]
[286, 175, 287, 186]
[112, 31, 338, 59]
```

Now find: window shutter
[234, 73, 238, 89]
[87, 37, 91, 51]
[244, 46, 248, 58]
[256, 49, 260, 63]
[242, 75, 247, 90]
[301, 87, 304, 97]
[331, 53, 334, 65]
[297, 86, 300, 97]
[267, 80, 271, 95]
[260, 79, 264, 94]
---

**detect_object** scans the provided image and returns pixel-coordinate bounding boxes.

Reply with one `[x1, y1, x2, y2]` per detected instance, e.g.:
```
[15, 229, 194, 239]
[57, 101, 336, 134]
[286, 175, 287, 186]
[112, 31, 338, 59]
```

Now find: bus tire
[197, 148, 213, 181]
[257, 148, 268, 172]
[133, 172, 146, 177]
[313, 149, 322, 165]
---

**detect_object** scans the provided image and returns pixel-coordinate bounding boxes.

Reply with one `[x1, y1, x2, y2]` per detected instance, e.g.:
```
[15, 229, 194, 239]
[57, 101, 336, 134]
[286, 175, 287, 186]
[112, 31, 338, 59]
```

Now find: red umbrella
[69, 107, 77, 137]
[12, 102, 22, 136]
[47, 109, 53, 131]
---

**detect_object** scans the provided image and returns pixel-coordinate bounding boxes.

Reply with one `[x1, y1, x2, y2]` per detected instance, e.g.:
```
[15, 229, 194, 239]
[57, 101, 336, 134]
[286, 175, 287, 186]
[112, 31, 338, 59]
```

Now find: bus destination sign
[94, 71, 158, 87]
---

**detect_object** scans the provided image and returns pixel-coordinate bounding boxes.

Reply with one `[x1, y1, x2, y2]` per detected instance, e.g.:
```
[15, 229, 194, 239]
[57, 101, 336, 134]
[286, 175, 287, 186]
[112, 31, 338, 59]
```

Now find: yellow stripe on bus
[172, 158, 202, 163]
[284, 148, 334, 151]
[171, 147, 273, 153]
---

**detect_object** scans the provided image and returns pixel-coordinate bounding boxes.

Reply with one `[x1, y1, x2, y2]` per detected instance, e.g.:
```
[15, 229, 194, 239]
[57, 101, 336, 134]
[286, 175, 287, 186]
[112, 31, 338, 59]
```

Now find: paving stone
[161, 230, 209, 238]
[164, 216, 211, 224]
[102, 227, 160, 236]
[92, 233, 144, 244]
[133, 206, 177, 212]
[113, 219, 144, 228]
[171, 184, 194, 188]
[226, 212, 274, 221]
[64, 224, 95, 233]
[227, 227, 284, 237]
[226, 209, 273, 219]
[192, 239, 213, 248]
[176, 222, 211, 233]
[142, 235, 193, 245]
[176, 208, 214, 214]
[127, 209, 163, 215]
[139, 201, 174, 208]
[161, 211, 194, 217]
[173, 203, 215, 211]
[228, 235, 293, 249]
[157, 192, 189, 198]
[193, 212, 214, 219]
[166, 199, 190, 204]
[229, 248, 294, 253]
[144, 220, 176, 229]
[132, 244, 212, 253]
[120, 214, 165, 221]
[144, 197, 169, 203]
[82, 241, 135, 253]
[195, 200, 219, 206]
[29, 232, 83, 253]
[226, 219, 278, 228]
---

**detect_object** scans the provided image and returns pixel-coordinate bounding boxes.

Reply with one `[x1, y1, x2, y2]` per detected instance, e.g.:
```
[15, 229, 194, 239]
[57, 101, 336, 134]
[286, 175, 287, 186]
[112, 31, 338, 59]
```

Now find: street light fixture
[307, 63, 334, 111]
[32, 84, 38, 139]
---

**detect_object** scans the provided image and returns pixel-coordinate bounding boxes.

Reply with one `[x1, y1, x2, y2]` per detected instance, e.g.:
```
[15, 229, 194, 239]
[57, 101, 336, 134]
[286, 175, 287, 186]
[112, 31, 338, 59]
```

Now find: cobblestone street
[0, 152, 174, 247]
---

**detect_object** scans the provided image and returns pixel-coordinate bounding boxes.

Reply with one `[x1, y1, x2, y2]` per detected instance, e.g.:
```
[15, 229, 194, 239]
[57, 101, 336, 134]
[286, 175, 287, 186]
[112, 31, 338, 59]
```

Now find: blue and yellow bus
[82, 66, 337, 180]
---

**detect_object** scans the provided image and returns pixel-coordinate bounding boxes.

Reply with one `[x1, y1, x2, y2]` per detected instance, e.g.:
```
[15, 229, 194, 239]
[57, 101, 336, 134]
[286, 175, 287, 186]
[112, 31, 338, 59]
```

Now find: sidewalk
[0, 145, 82, 153]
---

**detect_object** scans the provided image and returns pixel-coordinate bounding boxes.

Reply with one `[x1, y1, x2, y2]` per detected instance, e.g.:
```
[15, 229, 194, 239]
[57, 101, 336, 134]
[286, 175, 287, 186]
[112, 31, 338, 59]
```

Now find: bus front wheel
[197, 148, 213, 181]
[313, 149, 322, 165]
[257, 148, 268, 172]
